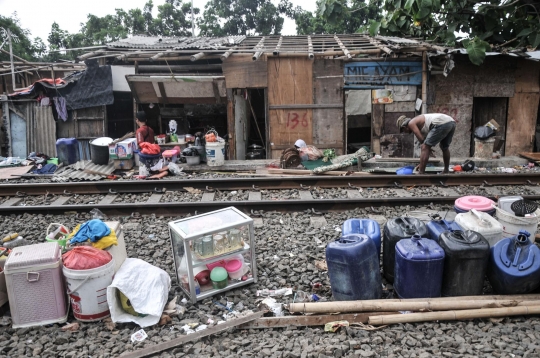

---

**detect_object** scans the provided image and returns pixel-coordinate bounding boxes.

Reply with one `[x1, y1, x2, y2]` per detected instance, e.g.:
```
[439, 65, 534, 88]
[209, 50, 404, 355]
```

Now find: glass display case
[168, 206, 257, 303]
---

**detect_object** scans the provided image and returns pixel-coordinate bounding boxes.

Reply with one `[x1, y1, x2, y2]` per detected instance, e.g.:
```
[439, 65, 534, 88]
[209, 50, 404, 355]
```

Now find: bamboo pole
[369, 305, 540, 326]
[290, 299, 540, 314]
[289, 294, 540, 313]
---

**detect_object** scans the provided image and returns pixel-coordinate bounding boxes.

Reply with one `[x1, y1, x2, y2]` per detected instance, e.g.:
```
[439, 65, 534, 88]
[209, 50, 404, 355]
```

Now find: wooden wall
[267, 57, 313, 159]
[506, 59, 540, 155]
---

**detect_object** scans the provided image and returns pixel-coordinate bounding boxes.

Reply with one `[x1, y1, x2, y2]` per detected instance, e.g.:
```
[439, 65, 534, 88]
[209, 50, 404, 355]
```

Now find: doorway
[472, 97, 508, 156]
[346, 90, 371, 153]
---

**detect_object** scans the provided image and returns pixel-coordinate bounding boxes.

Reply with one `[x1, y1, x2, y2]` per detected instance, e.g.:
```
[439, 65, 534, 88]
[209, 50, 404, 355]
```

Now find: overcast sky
[0, 0, 317, 41]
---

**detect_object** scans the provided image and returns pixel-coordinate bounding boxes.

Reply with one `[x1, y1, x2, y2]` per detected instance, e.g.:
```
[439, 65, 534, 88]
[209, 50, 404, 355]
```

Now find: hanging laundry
[40, 97, 50, 106]
[53, 97, 68, 121]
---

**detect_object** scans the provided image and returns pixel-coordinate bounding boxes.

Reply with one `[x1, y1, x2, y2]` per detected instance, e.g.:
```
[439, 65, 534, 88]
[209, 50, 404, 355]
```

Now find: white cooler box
[4, 242, 68, 328]
[104, 221, 127, 272]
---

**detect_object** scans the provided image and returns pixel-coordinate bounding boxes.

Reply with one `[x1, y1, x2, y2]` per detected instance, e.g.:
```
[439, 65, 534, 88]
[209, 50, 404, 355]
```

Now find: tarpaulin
[8, 60, 113, 110]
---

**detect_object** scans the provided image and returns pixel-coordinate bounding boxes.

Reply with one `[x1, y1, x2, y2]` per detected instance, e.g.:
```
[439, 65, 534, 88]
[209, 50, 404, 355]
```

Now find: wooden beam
[220, 46, 236, 61]
[252, 37, 266, 61]
[190, 52, 206, 62]
[308, 36, 314, 60]
[269, 104, 342, 110]
[238, 312, 397, 329]
[119, 311, 266, 358]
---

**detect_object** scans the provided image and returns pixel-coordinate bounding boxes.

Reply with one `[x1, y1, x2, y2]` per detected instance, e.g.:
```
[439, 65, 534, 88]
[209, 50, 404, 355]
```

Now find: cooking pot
[90, 137, 113, 165]
[246, 152, 263, 160]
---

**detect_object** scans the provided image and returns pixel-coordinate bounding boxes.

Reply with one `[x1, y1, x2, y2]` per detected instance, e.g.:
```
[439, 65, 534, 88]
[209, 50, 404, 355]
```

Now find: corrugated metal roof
[107, 35, 246, 50]
[376, 36, 421, 45]
[429, 49, 540, 61]
[52, 160, 115, 182]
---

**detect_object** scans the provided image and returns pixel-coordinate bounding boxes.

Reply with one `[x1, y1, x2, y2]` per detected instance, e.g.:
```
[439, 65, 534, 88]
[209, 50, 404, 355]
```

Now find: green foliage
[198, 0, 292, 36]
[318, 0, 540, 65]
[294, 0, 383, 35]
[0, 13, 43, 61]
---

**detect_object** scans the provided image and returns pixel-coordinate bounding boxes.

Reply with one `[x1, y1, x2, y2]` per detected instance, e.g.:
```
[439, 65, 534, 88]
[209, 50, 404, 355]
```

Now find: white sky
[0, 0, 318, 41]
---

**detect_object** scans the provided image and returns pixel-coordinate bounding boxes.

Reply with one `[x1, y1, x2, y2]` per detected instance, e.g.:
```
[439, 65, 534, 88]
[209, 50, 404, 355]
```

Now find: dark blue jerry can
[56, 138, 80, 166]
[326, 234, 382, 301]
[383, 217, 428, 283]
[487, 230, 540, 294]
[342, 218, 381, 256]
[439, 230, 490, 296]
[426, 220, 463, 243]
[394, 235, 445, 298]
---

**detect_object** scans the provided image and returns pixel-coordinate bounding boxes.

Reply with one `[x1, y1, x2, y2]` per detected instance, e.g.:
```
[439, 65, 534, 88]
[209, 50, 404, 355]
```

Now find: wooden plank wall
[506, 59, 540, 155]
[312, 59, 344, 155]
[267, 57, 313, 159]
[222, 56, 268, 88]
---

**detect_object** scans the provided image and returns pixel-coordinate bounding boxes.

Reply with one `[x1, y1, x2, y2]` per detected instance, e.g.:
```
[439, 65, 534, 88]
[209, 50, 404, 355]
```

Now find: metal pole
[191, 0, 195, 36]
[8, 29, 16, 91]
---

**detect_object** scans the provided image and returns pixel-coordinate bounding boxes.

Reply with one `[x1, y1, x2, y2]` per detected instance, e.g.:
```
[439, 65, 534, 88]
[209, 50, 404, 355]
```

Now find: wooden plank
[248, 191, 262, 201]
[201, 192, 215, 202]
[120, 311, 266, 358]
[132, 82, 159, 103]
[269, 104, 342, 109]
[519, 152, 540, 162]
[380, 134, 414, 158]
[146, 193, 163, 204]
[51, 196, 71, 206]
[372, 104, 384, 137]
[372, 137, 381, 155]
[299, 190, 313, 200]
[227, 93, 235, 159]
[99, 194, 118, 205]
[1, 197, 23, 207]
[0, 166, 32, 180]
[222, 56, 267, 88]
[506, 93, 540, 155]
[238, 312, 397, 329]
[312, 109, 344, 156]
[515, 59, 540, 93]
[384, 101, 415, 112]
[268, 57, 313, 159]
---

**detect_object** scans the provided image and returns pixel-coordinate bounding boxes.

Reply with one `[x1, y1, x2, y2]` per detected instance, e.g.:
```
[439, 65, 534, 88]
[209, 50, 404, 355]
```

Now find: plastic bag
[474, 126, 495, 139]
[168, 162, 184, 176]
[299, 145, 323, 161]
[107, 258, 171, 327]
[62, 246, 112, 270]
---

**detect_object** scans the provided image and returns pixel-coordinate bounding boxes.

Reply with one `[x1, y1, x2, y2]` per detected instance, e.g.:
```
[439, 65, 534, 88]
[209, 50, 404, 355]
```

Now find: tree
[318, 0, 540, 65]
[0, 13, 43, 61]
[294, 0, 383, 35]
[198, 0, 293, 36]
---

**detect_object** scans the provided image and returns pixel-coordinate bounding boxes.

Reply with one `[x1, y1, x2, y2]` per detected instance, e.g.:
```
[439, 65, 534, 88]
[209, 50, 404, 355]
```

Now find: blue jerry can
[488, 230, 540, 294]
[426, 220, 463, 243]
[383, 217, 428, 283]
[395, 235, 445, 298]
[342, 218, 382, 256]
[56, 138, 80, 166]
[326, 234, 382, 301]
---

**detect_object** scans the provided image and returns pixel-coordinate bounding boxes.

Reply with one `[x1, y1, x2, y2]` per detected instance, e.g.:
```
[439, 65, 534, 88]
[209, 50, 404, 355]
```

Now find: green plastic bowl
[210, 267, 228, 289]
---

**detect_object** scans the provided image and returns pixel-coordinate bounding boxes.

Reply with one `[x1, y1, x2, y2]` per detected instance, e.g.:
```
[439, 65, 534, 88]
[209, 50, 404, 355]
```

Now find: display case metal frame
[168, 206, 257, 303]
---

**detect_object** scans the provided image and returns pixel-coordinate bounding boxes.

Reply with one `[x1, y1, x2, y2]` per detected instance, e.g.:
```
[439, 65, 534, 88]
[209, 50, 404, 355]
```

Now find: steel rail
[4, 195, 540, 216]
[1, 173, 540, 196]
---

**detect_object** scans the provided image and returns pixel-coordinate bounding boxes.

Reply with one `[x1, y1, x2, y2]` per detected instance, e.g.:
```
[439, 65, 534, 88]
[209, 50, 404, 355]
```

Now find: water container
[342, 218, 381, 256]
[383, 217, 428, 283]
[455, 209, 503, 247]
[454, 196, 496, 216]
[326, 234, 382, 301]
[426, 220, 463, 243]
[394, 235, 445, 298]
[56, 138, 80, 166]
[439, 230, 490, 296]
[487, 230, 540, 294]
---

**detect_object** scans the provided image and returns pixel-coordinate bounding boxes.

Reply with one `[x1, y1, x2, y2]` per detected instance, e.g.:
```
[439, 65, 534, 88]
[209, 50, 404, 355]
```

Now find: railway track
[1, 177, 540, 216]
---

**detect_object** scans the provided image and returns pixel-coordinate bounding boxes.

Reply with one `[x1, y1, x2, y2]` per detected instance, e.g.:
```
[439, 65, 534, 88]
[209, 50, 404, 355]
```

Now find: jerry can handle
[451, 230, 468, 242]
[411, 235, 427, 250]
[471, 209, 491, 227]
[398, 217, 415, 235]
[518, 249, 535, 271]
[500, 242, 512, 267]
[27, 272, 40, 282]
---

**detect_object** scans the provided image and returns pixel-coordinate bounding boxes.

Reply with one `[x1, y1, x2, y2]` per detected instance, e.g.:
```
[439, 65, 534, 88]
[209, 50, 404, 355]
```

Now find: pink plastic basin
[454, 196, 495, 212]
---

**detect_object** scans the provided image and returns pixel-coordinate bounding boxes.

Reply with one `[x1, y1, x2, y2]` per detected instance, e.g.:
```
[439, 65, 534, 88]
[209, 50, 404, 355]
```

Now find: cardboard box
[109, 138, 137, 159]
[485, 119, 500, 131]
[114, 158, 134, 170]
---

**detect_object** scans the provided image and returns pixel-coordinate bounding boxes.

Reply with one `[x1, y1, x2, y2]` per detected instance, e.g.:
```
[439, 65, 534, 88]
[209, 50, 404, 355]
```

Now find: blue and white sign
[344, 61, 423, 88]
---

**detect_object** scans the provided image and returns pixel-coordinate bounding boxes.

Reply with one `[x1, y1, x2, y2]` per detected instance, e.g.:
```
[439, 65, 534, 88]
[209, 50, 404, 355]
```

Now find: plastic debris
[256, 288, 293, 297]
[131, 329, 148, 342]
[62, 322, 80, 332]
[260, 297, 283, 316]
[195, 324, 208, 332]
[90, 208, 106, 220]
[158, 314, 172, 326]
[324, 320, 349, 332]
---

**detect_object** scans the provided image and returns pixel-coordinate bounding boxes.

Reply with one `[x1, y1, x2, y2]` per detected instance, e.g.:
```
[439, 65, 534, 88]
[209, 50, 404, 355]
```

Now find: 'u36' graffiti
[286, 112, 309, 129]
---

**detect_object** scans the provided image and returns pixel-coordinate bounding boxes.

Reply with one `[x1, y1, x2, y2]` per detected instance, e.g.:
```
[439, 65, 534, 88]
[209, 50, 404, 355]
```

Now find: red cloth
[136, 126, 155, 145]
[140, 142, 161, 155]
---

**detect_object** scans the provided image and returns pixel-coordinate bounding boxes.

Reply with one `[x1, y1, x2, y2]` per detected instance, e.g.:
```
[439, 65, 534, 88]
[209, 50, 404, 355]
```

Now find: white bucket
[205, 141, 225, 166]
[63, 258, 115, 322]
[494, 206, 539, 242]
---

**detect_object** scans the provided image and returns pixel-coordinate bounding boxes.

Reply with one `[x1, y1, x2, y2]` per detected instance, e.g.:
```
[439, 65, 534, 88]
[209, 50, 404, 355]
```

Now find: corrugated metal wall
[32, 105, 57, 156]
